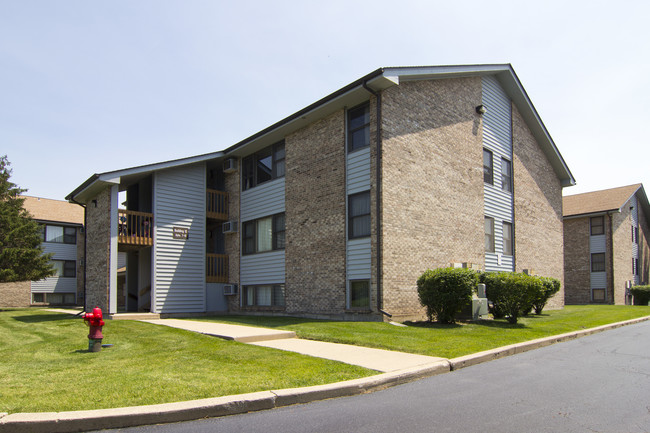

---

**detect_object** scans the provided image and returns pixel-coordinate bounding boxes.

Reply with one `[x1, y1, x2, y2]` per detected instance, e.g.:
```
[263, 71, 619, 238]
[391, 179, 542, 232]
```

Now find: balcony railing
[206, 189, 228, 221]
[118, 209, 153, 246]
[206, 254, 228, 283]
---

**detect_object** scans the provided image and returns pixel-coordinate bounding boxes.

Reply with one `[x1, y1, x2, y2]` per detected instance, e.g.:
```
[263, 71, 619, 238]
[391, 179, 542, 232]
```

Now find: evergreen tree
[0, 155, 54, 282]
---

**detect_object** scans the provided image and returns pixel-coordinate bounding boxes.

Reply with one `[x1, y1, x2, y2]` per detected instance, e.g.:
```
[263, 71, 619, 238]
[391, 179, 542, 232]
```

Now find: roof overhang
[66, 151, 224, 204]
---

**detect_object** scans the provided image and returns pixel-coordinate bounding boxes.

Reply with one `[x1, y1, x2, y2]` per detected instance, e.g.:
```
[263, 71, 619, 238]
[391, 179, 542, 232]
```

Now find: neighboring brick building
[563, 184, 650, 305]
[0, 196, 85, 307]
[67, 64, 575, 320]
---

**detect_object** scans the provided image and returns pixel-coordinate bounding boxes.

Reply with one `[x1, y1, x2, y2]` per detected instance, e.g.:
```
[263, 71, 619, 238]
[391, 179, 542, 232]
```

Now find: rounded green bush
[631, 285, 650, 305]
[417, 267, 478, 324]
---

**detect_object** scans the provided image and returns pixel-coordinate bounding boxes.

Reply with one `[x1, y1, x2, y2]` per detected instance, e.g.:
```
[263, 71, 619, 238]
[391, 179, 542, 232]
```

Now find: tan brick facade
[284, 111, 348, 315]
[84, 187, 112, 312]
[0, 281, 31, 307]
[512, 104, 565, 309]
[224, 162, 241, 311]
[381, 78, 485, 319]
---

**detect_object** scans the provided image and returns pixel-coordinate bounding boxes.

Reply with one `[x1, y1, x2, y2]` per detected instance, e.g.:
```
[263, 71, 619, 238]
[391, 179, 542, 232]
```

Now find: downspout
[70, 197, 87, 312]
[362, 81, 387, 317]
[607, 211, 614, 304]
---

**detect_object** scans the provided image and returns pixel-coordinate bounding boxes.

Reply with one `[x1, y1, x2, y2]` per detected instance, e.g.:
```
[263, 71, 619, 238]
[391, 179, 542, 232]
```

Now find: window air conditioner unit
[222, 220, 238, 234]
[223, 284, 238, 296]
[223, 158, 238, 173]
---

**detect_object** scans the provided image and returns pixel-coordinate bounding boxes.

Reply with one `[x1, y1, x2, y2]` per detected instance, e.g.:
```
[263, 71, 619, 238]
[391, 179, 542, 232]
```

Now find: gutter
[362, 81, 383, 315]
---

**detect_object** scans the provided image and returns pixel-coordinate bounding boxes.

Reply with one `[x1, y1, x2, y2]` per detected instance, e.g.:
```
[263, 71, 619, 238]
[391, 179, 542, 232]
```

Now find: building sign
[172, 227, 189, 240]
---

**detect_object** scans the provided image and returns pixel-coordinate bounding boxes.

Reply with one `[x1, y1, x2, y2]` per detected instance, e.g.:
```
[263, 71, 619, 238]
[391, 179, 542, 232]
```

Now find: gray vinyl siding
[240, 176, 286, 287]
[347, 147, 371, 195]
[241, 178, 285, 221]
[482, 75, 514, 272]
[590, 233, 607, 290]
[241, 251, 285, 285]
[152, 163, 206, 313]
[31, 278, 76, 293]
[346, 142, 371, 290]
[41, 242, 77, 260]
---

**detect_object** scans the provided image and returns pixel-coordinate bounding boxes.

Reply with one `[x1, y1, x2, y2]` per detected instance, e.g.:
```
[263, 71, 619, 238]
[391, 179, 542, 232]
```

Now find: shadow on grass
[14, 314, 78, 324]
[404, 319, 528, 330]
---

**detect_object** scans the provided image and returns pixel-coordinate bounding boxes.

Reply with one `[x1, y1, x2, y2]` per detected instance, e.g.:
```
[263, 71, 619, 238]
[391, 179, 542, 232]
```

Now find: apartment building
[67, 64, 574, 320]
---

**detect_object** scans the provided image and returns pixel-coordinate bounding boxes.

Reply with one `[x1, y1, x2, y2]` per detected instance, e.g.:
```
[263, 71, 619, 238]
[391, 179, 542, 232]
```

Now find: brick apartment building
[563, 184, 650, 304]
[66, 64, 575, 320]
[0, 196, 84, 307]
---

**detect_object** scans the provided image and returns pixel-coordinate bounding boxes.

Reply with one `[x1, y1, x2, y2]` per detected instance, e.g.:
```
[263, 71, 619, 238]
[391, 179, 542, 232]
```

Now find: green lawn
[0, 309, 373, 414]
[187, 305, 650, 358]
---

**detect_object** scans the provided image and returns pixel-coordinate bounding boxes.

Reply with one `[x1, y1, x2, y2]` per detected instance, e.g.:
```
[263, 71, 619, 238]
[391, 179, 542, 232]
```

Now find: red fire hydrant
[83, 306, 105, 352]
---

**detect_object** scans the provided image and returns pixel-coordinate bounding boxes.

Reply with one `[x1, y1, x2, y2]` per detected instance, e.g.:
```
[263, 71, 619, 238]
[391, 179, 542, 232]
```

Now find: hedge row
[417, 268, 561, 324]
[631, 285, 650, 305]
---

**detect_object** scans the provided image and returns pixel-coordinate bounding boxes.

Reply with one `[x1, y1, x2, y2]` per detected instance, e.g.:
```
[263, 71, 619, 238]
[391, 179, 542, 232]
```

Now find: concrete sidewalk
[143, 318, 444, 372]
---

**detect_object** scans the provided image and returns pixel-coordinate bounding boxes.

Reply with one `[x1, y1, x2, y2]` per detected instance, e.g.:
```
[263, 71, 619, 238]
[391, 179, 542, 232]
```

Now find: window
[502, 222, 513, 255]
[501, 158, 512, 192]
[242, 141, 285, 190]
[51, 260, 76, 278]
[634, 258, 639, 276]
[485, 217, 495, 253]
[590, 216, 604, 236]
[592, 288, 606, 302]
[591, 253, 606, 272]
[632, 226, 639, 244]
[347, 102, 370, 152]
[483, 149, 493, 184]
[348, 191, 371, 239]
[243, 285, 285, 308]
[242, 213, 285, 255]
[349, 280, 370, 309]
[43, 225, 76, 244]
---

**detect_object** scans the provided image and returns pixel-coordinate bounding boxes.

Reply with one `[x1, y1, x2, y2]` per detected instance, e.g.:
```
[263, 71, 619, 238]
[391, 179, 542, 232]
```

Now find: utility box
[472, 299, 488, 320]
[477, 283, 486, 298]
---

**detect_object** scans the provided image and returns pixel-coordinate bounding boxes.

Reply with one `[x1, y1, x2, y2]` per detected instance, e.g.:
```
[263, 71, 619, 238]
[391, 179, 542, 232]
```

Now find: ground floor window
[591, 288, 606, 302]
[32, 293, 76, 304]
[349, 280, 370, 309]
[242, 284, 285, 308]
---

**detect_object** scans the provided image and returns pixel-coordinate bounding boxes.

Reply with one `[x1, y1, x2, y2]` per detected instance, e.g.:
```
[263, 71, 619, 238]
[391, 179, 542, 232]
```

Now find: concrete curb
[2, 316, 648, 433]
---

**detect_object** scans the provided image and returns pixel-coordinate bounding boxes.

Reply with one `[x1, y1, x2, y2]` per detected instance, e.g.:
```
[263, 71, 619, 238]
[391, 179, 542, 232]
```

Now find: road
[103, 321, 650, 433]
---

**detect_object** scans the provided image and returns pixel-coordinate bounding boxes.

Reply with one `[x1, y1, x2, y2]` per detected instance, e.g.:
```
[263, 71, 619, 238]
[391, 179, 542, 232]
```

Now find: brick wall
[563, 217, 592, 304]
[639, 204, 650, 285]
[612, 205, 634, 304]
[285, 111, 347, 315]
[84, 187, 112, 312]
[0, 281, 31, 307]
[76, 225, 85, 305]
[512, 104, 565, 309]
[224, 161, 241, 311]
[380, 77, 485, 319]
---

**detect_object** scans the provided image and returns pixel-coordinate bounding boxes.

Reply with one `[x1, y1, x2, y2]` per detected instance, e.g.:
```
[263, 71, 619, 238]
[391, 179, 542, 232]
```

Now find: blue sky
[1, 0, 649, 200]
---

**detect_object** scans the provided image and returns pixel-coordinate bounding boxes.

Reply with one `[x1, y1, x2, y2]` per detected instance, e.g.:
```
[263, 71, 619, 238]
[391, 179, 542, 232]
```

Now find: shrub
[480, 272, 541, 324]
[417, 267, 479, 324]
[630, 285, 650, 305]
[532, 277, 561, 314]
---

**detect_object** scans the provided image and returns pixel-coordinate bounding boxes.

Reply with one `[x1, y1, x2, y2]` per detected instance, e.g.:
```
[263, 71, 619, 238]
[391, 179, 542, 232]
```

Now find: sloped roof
[563, 184, 645, 217]
[21, 196, 84, 225]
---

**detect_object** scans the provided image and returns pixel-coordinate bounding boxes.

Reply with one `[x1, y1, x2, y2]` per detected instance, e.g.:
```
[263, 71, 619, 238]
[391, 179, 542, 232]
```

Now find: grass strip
[0, 309, 373, 414]
[188, 305, 650, 358]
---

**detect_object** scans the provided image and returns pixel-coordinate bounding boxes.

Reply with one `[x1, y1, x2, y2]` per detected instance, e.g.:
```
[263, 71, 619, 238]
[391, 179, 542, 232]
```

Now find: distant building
[67, 64, 574, 319]
[563, 184, 650, 304]
[22, 196, 85, 306]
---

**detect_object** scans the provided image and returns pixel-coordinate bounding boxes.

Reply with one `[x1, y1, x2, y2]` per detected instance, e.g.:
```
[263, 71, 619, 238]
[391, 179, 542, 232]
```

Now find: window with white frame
[502, 221, 513, 256]
[242, 285, 285, 308]
[501, 158, 512, 192]
[483, 149, 493, 185]
[41, 225, 77, 244]
[242, 213, 285, 255]
[485, 217, 495, 253]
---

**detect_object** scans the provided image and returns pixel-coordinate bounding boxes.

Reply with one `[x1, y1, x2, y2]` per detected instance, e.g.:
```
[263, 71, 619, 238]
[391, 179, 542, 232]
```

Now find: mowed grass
[188, 305, 650, 359]
[0, 309, 374, 414]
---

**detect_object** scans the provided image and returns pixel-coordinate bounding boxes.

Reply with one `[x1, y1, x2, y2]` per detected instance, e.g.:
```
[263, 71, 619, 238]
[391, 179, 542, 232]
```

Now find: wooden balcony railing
[206, 189, 228, 221]
[118, 209, 153, 246]
[207, 254, 228, 283]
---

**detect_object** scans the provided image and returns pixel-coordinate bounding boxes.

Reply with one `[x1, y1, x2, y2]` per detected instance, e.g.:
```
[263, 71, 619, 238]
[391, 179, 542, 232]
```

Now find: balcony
[118, 209, 153, 248]
[206, 253, 228, 283]
[207, 189, 228, 221]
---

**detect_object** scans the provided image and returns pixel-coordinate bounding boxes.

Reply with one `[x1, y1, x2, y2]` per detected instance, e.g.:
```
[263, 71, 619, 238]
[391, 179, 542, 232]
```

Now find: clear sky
[1, 0, 649, 201]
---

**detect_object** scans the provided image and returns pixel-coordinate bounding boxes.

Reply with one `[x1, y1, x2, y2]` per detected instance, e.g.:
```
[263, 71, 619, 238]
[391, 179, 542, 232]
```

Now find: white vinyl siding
[152, 163, 206, 313]
[241, 177, 285, 221]
[482, 75, 514, 272]
[31, 277, 76, 293]
[347, 238, 371, 280]
[347, 147, 371, 195]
